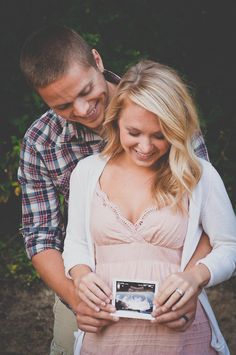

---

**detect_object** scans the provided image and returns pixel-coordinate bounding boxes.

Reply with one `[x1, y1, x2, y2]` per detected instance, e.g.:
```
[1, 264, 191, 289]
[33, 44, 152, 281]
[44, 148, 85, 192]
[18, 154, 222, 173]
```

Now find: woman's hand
[152, 264, 210, 317]
[74, 271, 112, 312]
[151, 293, 198, 331]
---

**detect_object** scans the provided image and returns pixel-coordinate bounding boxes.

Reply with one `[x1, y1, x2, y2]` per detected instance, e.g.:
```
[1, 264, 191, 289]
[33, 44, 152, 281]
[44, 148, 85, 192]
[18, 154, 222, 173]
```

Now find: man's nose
[73, 98, 90, 117]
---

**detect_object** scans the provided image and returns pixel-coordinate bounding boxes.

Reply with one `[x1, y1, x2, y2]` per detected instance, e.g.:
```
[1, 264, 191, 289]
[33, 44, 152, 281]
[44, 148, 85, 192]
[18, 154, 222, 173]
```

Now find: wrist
[191, 263, 211, 288]
[61, 279, 80, 312]
[70, 264, 92, 287]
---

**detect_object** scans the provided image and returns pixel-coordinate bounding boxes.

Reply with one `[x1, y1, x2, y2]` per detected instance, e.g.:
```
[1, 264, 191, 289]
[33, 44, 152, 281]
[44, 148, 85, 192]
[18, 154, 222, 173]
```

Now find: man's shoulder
[23, 109, 66, 146]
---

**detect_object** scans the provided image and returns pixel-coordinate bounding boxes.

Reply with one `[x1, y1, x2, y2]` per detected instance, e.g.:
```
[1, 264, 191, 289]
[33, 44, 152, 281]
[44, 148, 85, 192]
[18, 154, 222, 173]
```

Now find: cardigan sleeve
[197, 163, 236, 287]
[62, 160, 95, 277]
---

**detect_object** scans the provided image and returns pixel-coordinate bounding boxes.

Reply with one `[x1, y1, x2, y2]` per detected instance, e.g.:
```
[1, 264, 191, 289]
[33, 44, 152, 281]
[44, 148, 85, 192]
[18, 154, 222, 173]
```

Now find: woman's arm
[63, 157, 118, 331]
[63, 161, 95, 276]
[152, 232, 212, 321]
[195, 163, 236, 287]
[153, 163, 236, 317]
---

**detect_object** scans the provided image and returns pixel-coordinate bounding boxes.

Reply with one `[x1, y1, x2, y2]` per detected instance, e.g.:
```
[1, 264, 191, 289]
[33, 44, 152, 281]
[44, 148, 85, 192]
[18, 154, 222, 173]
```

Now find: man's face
[38, 54, 112, 131]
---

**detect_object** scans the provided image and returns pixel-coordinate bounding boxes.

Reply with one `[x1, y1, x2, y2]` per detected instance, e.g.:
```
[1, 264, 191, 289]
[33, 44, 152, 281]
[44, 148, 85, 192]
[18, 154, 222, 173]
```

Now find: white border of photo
[112, 279, 159, 320]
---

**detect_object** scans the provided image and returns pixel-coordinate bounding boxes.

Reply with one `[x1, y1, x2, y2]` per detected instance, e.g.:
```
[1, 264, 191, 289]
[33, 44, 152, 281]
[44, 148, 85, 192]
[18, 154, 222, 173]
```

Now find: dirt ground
[0, 278, 235, 355]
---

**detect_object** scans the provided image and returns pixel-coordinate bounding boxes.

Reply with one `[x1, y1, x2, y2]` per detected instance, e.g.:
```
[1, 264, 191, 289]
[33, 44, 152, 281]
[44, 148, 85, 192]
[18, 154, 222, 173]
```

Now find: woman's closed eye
[153, 133, 165, 140]
[128, 131, 140, 137]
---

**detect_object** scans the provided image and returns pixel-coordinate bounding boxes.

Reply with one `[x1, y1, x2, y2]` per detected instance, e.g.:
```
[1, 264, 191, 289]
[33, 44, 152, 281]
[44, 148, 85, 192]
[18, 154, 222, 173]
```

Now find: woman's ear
[92, 49, 104, 72]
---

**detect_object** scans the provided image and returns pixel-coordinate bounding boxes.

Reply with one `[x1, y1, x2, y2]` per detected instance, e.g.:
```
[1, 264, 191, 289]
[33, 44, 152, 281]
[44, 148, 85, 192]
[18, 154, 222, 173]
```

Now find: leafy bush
[0, 234, 40, 286]
[0, 1, 235, 285]
[0, 136, 21, 203]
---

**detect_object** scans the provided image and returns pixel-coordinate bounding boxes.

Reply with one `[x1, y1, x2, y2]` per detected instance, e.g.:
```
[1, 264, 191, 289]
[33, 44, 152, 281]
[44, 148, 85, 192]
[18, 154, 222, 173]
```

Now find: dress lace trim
[95, 183, 157, 231]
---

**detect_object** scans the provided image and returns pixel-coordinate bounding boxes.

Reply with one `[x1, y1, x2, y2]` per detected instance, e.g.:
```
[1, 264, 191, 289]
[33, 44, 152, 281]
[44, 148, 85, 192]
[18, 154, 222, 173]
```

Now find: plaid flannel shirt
[18, 70, 209, 259]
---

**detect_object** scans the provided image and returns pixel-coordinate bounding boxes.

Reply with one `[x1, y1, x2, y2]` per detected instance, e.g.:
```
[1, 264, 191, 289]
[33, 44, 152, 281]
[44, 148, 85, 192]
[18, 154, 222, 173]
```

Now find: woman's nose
[139, 138, 153, 152]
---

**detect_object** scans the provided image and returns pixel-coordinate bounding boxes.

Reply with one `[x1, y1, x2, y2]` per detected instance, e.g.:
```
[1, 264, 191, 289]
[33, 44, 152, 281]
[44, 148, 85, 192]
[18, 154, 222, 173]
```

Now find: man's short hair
[20, 24, 97, 88]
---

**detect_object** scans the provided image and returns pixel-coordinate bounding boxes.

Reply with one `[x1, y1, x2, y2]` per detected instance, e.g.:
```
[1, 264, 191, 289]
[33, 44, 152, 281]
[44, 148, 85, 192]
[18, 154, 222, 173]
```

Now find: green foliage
[0, 234, 40, 286]
[0, 92, 45, 204]
[83, 33, 101, 47]
[0, 136, 21, 203]
[0, 1, 235, 286]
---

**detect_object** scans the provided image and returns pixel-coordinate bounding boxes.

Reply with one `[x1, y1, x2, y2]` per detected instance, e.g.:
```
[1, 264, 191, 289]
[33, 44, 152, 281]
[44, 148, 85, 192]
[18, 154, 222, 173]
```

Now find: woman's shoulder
[81, 153, 108, 168]
[196, 158, 227, 199]
[198, 158, 221, 183]
[72, 154, 108, 178]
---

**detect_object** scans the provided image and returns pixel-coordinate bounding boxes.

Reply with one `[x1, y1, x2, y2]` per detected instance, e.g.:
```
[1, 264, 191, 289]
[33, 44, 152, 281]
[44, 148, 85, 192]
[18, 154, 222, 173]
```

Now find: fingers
[78, 290, 102, 312]
[153, 292, 197, 318]
[154, 288, 187, 314]
[152, 314, 194, 332]
[152, 306, 195, 324]
[151, 293, 198, 331]
[76, 300, 115, 315]
[76, 314, 112, 333]
[154, 272, 200, 312]
[76, 301, 119, 333]
[76, 272, 112, 311]
[151, 306, 195, 331]
[171, 288, 195, 311]
[79, 272, 112, 302]
[157, 288, 195, 313]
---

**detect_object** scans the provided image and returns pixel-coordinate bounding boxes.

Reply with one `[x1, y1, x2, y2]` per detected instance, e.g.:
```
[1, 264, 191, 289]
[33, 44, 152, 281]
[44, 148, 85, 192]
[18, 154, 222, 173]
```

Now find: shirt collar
[57, 118, 102, 144]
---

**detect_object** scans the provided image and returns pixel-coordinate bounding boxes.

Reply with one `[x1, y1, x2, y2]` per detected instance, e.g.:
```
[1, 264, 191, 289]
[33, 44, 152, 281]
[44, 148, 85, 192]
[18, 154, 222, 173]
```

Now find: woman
[63, 60, 236, 354]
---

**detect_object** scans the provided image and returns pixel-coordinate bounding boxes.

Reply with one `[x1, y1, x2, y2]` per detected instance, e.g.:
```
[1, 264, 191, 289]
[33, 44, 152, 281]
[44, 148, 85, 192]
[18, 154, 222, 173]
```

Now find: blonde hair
[102, 60, 202, 209]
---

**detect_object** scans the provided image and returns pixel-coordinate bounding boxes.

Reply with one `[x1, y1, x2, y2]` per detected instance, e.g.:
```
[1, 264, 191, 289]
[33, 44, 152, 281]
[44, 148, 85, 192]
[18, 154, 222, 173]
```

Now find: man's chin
[77, 121, 102, 135]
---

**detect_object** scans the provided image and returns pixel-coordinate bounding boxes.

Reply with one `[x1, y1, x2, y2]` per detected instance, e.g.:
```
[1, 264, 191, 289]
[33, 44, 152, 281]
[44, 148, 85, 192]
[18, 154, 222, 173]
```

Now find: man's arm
[32, 250, 78, 310]
[185, 232, 212, 270]
[18, 137, 64, 258]
[33, 250, 118, 331]
[18, 137, 116, 331]
[19, 138, 79, 308]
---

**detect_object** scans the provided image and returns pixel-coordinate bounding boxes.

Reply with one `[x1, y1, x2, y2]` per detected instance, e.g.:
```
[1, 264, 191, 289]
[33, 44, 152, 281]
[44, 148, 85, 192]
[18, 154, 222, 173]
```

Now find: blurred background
[0, 0, 235, 354]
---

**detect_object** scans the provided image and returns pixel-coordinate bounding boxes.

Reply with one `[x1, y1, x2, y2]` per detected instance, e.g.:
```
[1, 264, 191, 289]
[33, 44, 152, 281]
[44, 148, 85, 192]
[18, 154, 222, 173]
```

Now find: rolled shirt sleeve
[18, 137, 64, 258]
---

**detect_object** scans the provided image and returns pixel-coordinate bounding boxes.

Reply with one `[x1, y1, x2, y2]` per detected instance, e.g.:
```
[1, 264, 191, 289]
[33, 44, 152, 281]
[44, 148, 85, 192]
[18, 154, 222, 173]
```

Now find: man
[18, 25, 210, 354]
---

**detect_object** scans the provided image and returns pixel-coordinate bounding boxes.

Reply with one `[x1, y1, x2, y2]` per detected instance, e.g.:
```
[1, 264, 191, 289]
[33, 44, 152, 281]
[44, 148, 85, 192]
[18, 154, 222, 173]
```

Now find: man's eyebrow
[53, 101, 70, 109]
[52, 81, 93, 109]
[78, 80, 93, 95]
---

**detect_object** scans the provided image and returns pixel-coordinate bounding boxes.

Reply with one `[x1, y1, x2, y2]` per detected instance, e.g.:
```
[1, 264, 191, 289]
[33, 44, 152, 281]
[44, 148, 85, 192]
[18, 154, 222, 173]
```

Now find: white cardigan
[63, 154, 236, 355]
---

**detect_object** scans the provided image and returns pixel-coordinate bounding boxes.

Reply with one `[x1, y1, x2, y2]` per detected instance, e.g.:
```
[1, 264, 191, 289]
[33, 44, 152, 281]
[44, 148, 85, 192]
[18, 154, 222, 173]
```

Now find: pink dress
[81, 183, 216, 355]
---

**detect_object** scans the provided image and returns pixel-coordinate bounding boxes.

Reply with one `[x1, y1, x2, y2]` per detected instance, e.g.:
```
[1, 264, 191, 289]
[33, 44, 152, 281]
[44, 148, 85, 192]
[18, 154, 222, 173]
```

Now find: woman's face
[118, 99, 170, 169]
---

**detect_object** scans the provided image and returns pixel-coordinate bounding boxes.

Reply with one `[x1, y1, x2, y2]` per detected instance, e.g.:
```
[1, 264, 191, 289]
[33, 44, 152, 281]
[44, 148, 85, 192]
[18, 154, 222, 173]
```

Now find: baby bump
[95, 242, 182, 290]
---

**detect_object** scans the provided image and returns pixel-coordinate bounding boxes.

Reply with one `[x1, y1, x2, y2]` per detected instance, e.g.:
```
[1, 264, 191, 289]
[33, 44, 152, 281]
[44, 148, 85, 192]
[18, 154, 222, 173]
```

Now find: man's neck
[107, 81, 117, 102]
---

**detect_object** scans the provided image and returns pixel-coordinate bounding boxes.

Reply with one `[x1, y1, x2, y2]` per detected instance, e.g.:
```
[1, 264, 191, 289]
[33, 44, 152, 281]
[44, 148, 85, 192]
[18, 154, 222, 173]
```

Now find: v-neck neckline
[96, 182, 157, 228]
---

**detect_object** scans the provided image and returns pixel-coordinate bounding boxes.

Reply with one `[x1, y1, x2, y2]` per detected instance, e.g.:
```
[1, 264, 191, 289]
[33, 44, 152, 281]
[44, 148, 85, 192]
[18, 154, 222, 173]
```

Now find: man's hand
[75, 301, 119, 333]
[151, 292, 198, 331]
